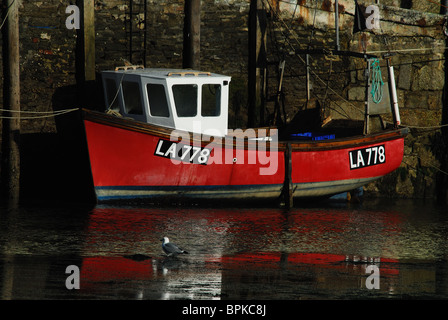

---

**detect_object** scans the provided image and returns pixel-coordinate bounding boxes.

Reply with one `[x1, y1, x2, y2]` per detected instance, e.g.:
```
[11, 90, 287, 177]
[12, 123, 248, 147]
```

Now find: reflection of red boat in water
[83, 63, 407, 204]
[81, 256, 154, 285]
[78, 252, 400, 299]
[78, 206, 405, 299]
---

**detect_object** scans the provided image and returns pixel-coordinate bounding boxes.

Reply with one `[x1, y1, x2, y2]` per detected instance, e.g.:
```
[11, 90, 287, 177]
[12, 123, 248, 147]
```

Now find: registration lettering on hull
[154, 139, 211, 165]
[349, 145, 386, 170]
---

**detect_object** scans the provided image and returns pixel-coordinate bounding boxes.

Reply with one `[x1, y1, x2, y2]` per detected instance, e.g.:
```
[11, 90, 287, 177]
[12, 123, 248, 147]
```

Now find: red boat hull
[82, 110, 407, 203]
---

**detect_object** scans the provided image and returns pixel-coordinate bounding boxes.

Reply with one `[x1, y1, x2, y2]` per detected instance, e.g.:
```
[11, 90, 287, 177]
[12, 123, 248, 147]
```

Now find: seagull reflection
[160, 257, 186, 276]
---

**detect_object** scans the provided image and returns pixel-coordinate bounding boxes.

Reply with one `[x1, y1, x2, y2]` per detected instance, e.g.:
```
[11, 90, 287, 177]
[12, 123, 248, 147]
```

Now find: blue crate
[290, 132, 335, 141]
[313, 133, 335, 140]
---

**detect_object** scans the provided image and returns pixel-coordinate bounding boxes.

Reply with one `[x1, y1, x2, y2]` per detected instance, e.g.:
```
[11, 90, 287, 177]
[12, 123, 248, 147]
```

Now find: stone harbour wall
[262, 0, 448, 200]
[0, 0, 447, 200]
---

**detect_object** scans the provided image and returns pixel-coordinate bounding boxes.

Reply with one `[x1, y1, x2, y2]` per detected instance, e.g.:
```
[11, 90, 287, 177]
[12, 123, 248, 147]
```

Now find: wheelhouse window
[147, 83, 170, 117]
[105, 78, 120, 111]
[172, 84, 198, 117]
[122, 81, 143, 115]
[201, 84, 221, 117]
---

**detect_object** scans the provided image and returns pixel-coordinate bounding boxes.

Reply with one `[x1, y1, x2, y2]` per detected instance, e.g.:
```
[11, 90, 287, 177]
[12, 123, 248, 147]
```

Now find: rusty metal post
[1, 0, 20, 204]
[183, 0, 200, 69]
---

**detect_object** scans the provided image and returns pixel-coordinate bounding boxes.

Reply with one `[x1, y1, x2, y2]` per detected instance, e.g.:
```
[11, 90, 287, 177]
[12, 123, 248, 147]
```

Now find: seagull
[161, 237, 189, 256]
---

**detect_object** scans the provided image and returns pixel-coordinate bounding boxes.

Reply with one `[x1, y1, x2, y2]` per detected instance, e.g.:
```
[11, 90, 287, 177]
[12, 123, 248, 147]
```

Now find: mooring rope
[370, 58, 384, 104]
[0, 108, 79, 119]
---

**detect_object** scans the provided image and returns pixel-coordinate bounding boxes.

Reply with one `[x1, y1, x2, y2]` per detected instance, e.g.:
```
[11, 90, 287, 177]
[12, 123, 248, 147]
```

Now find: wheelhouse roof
[102, 68, 229, 81]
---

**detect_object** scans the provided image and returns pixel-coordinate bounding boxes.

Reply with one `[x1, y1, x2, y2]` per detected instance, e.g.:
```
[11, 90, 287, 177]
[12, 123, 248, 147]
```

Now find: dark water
[1, 198, 447, 300]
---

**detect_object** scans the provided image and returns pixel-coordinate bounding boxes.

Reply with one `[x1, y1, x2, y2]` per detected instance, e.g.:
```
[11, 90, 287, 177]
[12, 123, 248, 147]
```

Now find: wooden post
[281, 143, 293, 209]
[439, 1, 448, 204]
[129, 0, 133, 64]
[442, 0, 448, 15]
[75, 0, 95, 108]
[76, 0, 95, 82]
[248, 0, 267, 128]
[82, 0, 95, 81]
[1, 0, 20, 204]
[183, 0, 200, 69]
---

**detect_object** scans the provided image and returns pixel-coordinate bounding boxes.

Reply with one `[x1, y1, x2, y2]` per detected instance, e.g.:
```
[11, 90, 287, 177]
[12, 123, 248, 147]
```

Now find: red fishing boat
[82, 62, 407, 204]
